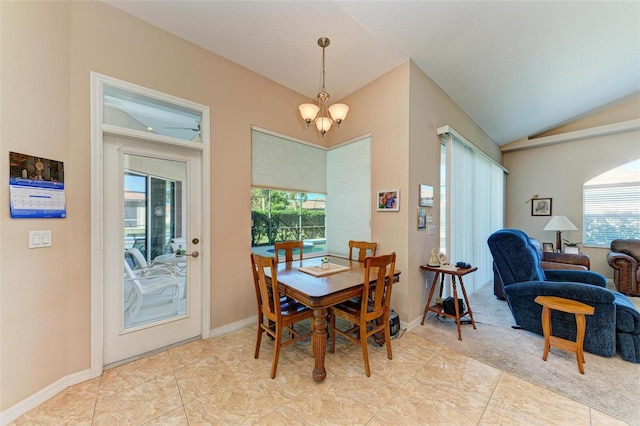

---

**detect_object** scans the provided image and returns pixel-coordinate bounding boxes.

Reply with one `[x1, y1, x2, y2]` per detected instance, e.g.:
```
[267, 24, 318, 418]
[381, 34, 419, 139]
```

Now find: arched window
[583, 159, 640, 247]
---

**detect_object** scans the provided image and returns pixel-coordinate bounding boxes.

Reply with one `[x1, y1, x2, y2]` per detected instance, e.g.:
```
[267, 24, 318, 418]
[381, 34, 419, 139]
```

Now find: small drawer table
[420, 264, 478, 340]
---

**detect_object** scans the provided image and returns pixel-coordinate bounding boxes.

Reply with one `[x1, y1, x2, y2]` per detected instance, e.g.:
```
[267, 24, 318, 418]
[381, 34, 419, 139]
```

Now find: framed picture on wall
[377, 189, 399, 211]
[531, 198, 552, 216]
[419, 184, 433, 207]
[417, 208, 426, 230]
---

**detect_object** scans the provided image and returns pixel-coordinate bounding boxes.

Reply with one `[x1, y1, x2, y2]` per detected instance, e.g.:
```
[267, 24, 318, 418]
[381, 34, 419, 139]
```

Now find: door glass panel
[103, 85, 202, 143]
[123, 153, 187, 330]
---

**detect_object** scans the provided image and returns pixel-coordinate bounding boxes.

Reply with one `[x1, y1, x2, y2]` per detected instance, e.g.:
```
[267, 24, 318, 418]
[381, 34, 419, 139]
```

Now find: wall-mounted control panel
[29, 230, 52, 248]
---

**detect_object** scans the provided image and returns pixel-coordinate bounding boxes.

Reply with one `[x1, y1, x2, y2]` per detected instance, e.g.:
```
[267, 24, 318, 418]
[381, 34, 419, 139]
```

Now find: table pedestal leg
[312, 307, 328, 382]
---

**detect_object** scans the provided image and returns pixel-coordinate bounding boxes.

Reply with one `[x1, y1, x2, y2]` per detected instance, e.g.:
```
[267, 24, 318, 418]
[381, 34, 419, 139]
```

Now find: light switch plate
[29, 230, 52, 248]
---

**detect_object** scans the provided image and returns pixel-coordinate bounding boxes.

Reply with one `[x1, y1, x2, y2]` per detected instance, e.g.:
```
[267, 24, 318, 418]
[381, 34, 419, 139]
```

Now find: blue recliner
[488, 229, 640, 363]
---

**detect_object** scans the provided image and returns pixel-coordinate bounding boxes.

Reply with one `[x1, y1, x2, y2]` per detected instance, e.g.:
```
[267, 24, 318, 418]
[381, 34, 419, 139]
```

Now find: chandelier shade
[299, 37, 348, 136]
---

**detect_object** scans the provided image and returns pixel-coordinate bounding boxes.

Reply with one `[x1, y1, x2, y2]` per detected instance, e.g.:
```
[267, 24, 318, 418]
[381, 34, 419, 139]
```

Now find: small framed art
[542, 242, 554, 253]
[419, 184, 433, 207]
[377, 189, 399, 211]
[531, 198, 552, 216]
[417, 208, 426, 230]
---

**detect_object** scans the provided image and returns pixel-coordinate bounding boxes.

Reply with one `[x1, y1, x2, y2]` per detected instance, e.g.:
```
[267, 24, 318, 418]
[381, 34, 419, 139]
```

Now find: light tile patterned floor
[10, 325, 626, 425]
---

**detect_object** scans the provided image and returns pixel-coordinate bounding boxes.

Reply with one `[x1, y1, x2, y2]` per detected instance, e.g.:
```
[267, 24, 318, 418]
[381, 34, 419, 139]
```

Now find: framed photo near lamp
[531, 198, 552, 216]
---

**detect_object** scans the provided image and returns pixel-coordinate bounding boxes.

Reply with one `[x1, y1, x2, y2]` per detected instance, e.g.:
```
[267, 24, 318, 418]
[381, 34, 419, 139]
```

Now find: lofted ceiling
[104, 1, 640, 145]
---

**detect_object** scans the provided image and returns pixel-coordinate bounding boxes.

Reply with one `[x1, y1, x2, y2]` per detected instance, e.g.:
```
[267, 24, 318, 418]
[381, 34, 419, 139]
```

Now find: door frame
[90, 73, 211, 378]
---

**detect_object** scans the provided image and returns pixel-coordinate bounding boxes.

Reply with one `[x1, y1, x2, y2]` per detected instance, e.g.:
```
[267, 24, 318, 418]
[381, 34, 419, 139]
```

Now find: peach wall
[1, 1, 73, 410]
[502, 95, 640, 278]
[1, 1, 322, 411]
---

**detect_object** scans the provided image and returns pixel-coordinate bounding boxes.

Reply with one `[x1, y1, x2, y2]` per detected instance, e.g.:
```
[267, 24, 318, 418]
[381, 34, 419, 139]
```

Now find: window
[123, 169, 180, 260]
[440, 127, 506, 293]
[251, 128, 371, 256]
[103, 85, 203, 143]
[583, 159, 640, 247]
[251, 189, 326, 254]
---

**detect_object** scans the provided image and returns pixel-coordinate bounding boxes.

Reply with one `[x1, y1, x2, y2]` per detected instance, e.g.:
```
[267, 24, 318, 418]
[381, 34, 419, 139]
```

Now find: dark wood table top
[268, 255, 401, 309]
[420, 263, 477, 276]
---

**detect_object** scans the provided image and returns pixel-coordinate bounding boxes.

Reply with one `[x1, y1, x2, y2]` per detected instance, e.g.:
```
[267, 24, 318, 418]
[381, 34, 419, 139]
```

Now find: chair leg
[384, 314, 393, 360]
[271, 330, 282, 379]
[361, 322, 371, 377]
[254, 321, 263, 359]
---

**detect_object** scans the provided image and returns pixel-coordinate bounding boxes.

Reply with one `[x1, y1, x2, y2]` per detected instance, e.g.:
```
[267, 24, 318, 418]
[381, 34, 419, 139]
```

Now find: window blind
[448, 134, 505, 293]
[251, 128, 326, 193]
[583, 183, 640, 246]
[326, 138, 372, 256]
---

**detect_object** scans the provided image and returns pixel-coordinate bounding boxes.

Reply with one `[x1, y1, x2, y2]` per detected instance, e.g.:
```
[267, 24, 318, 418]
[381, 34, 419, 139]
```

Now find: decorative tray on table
[298, 263, 350, 277]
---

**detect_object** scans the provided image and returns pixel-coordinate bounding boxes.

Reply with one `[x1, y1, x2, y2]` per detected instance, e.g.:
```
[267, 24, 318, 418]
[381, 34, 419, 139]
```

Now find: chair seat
[280, 300, 311, 317]
[333, 297, 374, 316]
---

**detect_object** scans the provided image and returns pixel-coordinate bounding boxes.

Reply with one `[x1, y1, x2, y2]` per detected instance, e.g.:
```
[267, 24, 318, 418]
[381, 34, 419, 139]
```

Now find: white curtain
[448, 134, 505, 293]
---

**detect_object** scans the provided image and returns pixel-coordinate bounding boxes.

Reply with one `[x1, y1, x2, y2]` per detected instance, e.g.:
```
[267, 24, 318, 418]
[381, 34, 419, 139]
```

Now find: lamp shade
[299, 103, 319, 122]
[328, 103, 349, 123]
[543, 215, 577, 231]
[315, 116, 332, 133]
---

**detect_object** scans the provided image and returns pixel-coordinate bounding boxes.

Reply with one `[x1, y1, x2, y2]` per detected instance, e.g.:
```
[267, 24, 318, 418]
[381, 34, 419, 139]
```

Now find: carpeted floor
[411, 281, 640, 425]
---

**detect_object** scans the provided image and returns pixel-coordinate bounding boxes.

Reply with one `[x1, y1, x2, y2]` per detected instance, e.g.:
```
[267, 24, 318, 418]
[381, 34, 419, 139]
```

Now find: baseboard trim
[210, 315, 256, 337]
[1, 369, 91, 426]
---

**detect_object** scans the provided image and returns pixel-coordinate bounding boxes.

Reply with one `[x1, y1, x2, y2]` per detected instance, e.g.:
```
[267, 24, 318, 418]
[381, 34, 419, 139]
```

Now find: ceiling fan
[164, 123, 200, 132]
[164, 123, 201, 142]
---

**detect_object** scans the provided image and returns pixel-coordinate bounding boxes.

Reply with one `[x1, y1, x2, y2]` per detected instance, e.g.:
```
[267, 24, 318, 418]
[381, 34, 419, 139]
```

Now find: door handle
[185, 251, 199, 258]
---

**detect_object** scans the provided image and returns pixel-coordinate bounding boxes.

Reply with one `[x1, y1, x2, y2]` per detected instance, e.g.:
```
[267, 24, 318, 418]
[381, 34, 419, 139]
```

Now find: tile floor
[10, 325, 626, 425]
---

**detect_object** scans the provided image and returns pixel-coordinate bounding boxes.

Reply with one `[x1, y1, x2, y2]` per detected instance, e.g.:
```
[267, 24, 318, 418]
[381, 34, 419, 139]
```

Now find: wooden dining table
[265, 255, 401, 382]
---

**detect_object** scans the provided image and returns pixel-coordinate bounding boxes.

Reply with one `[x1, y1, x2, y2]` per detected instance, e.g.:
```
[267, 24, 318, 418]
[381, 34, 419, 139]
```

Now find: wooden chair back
[274, 240, 304, 262]
[251, 253, 280, 323]
[361, 252, 396, 319]
[348, 240, 378, 262]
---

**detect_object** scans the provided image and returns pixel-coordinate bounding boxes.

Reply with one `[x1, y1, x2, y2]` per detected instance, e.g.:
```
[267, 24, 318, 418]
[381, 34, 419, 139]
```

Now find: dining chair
[251, 253, 314, 378]
[348, 240, 377, 262]
[329, 252, 396, 377]
[274, 240, 304, 263]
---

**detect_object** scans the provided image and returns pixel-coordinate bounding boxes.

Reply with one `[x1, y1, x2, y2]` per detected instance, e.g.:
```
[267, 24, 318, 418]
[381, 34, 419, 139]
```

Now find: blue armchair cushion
[544, 269, 607, 287]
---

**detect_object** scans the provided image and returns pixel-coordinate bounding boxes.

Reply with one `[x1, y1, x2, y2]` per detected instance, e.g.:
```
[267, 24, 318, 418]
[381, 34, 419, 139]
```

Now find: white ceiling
[104, 1, 640, 145]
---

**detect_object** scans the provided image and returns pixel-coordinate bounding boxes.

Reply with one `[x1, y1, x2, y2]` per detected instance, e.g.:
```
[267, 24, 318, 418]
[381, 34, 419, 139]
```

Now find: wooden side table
[534, 295, 595, 374]
[420, 264, 478, 340]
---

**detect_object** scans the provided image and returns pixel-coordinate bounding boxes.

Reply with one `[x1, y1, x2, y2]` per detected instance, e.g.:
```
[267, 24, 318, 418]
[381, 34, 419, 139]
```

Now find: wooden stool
[534, 296, 595, 374]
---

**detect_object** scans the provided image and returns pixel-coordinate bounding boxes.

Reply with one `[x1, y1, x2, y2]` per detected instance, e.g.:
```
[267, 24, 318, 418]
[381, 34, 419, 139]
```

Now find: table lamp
[543, 215, 577, 251]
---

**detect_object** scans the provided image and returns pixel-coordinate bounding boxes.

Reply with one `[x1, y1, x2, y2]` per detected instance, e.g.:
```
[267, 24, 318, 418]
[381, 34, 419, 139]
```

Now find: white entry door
[103, 134, 202, 365]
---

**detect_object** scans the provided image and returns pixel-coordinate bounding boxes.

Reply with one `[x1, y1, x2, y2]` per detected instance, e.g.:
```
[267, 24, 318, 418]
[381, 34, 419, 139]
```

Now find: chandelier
[299, 37, 349, 136]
